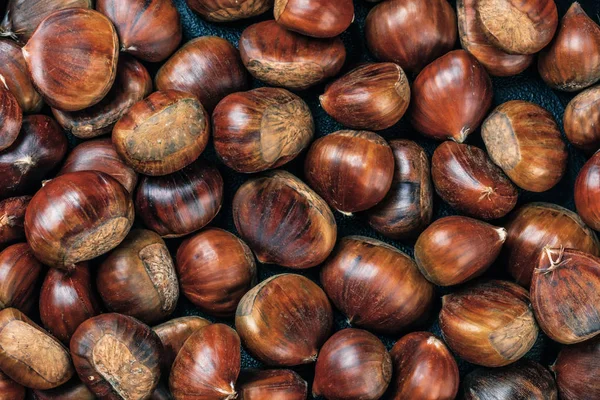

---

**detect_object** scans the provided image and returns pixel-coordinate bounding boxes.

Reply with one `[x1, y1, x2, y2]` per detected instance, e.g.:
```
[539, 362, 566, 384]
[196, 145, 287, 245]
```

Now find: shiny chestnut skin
[432, 141, 518, 219]
[213, 87, 314, 173]
[239, 20, 346, 90]
[233, 171, 336, 268]
[0, 196, 30, 249]
[320, 236, 434, 334]
[320, 63, 410, 131]
[22, 8, 119, 112]
[313, 328, 392, 400]
[236, 274, 333, 366]
[113, 90, 210, 176]
[439, 280, 538, 367]
[0, 88, 22, 151]
[187, 0, 273, 22]
[135, 161, 223, 238]
[237, 369, 307, 400]
[0, 370, 25, 400]
[0, 243, 43, 314]
[504, 202, 600, 287]
[32, 378, 95, 400]
[25, 171, 135, 270]
[575, 151, 600, 230]
[0, 39, 43, 113]
[564, 85, 600, 153]
[411, 50, 493, 143]
[305, 130, 395, 214]
[156, 36, 249, 112]
[274, 0, 353, 38]
[389, 332, 459, 400]
[365, 0, 457, 74]
[553, 335, 600, 400]
[364, 140, 433, 239]
[153, 316, 211, 372]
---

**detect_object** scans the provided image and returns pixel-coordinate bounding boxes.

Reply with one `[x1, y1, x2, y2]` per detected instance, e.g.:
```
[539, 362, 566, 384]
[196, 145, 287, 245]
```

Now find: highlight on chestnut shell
[575, 150, 600, 230]
[274, 0, 354, 38]
[0, 39, 43, 113]
[564, 84, 600, 153]
[187, 0, 273, 22]
[236, 369, 308, 400]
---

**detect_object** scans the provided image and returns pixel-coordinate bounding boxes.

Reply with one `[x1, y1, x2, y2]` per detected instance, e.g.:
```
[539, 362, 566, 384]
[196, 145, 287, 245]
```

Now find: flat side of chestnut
[187, 0, 274, 22]
[0, 39, 43, 113]
[237, 369, 308, 400]
[0, 243, 43, 314]
[274, 0, 354, 38]
[564, 85, 600, 153]
[0, 88, 22, 151]
[0, 196, 30, 248]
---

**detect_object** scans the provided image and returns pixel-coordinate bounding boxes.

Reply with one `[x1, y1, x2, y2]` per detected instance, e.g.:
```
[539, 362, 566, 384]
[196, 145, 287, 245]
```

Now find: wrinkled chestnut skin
[0, 88, 22, 151]
[187, 0, 273, 22]
[313, 329, 392, 400]
[236, 274, 333, 366]
[432, 141, 518, 220]
[0, 196, 30, 249]
[504, 202, 600, 287]
[153, 316, 211, 372]
[564, 85, 600, 153]
[411, 50, 493, 143]
[135, 161, 223, 238]
[0, 243, 43, 314]
[213, 87, 314, 173]
[239, 20, 346, 90]
[0, 39, 43, 113]
[0, 370, 25, 400]
[389, 332, 459, 400]
[274, 0, 353, 38]
[320, 236, 434, 334]
[237, 369, 307, 400]
[365, 140, 432, 239]
[32, 378, 95, 400]
[553, 335, 600, 400]
[233, 171, 336, 268]
[156, 37, 248, 112]
[575, 151, 600, 230]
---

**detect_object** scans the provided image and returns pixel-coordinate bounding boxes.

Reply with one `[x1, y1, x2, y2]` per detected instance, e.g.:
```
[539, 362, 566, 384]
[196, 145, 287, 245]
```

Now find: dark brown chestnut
[25, 171, 134, 270]
[365, 0, 457, 74]
[237, 369, 307, 400]
[0, 196, 30, 248]
[564, 85, 600, 153]
[22, 8, 118, 111]
[213, 87, 314, 173]
[0, 88, 21, 151]
[575, 151, 600, 230]
[0, 370, 24, 400]
[313, 328, 391, 400]
[135, 161, 223, 238]
[274, 0, 353, 38]
[389, 332, 459, 400]
[236, 274, 333, 366]
[187, 0, 273, 22]
[432, 141, 518, 219]
[305, 130, 394, 213]
[153, 316, 211, 372]
[0, 39, 43, 113]
[32, 378, 95, 400]
[320, 236, 434, 334]
[553, 335, 600, 400]
[156, 36, 249, 112]
[439, 280, 538, 367]
[239, 20, 346, 90]
[0, 243, 43, 314]
[233, 171, 336, 268]
[411, 50, 493, 142]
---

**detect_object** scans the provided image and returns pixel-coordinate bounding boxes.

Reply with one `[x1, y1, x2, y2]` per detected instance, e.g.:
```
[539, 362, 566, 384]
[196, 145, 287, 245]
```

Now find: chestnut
[98, 229, 179, 324]
[319, 63, 410, 131]
[32, 378, 95, 400]
[237, 369, 307, 400]
[564, 85, 600, 153]
[0, 88, 22, 151]
[364, 140, 433, 239]
[0, 39, 43, 113]
[365, 0, 457, 74]
[504, 202, 600, 287]
[213, 87, 314, 173]
[538, 3, 600, 92]
[0, 243, 43, 314]
[25, 171, 134, 270]
[553, 335, 600, 399]
[0, 308, 73, 389]
[305, 130, 395, 213]
[236, 274, 333, 366]
[22, 8, 118, 112]
[575, 151, 600, 230]
[113, 90, 210, 176]
[187, 0, 273, 22]
[169, 323, 240, 400]
[135, 161, 223, 238]
[431, 141, 518, 219]
[232, 171, 336, 268]
[239, 20, 346, 90]
[274, 0, 354, 38]
[389, 332, 459, 400]
[153, 316, 211, 372]
[156, 36, 248, 112]
[0, 196, 30, 248]
[313, 328, 391, 400]
[70, 313, 162, 399]
[97, 0, 181, 62]
[439, 280, 538, 367]
[320, 236, 434, 334]
[411, 50, 493, 143]
[0, 370, 24, 400]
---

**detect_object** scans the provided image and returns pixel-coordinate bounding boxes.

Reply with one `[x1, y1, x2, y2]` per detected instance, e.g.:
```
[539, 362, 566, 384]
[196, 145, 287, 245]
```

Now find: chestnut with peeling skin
[564, 85, 600, 153]
[187, 0, 273, 22]
[0, 39, 43, 113]
[0, 243, 43, 314]
[553, 335, 600, 400]
[0, 196, 30, 248]
[153, 316, 211, 372]
[0, 370, 25, 400]
[274, 0, 354, 38]
[237, 369, 307, 400]
[32, 378, 95, 400]
[575, 151, 600, 230]
[0, 88, 21, 151]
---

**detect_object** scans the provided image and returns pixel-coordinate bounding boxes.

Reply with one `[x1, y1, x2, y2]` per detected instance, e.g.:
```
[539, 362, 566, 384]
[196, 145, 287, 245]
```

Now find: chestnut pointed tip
[452, 127, 470, 143]
[338, 210, 353, 217]
[496, 227, 508, 243]
[566, 1, 585, 16]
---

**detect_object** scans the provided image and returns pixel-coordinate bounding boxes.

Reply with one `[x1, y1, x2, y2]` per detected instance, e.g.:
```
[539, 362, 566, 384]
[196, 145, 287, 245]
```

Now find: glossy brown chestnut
[135, 161, 223, 238]
[22, 8, 119, 111]
[439, 280, 538, 367]
[0, 88, 21, 151]
[213, 87, 314, 173]
[113, 90, 210, 176]
[504, 202, 600, 287]
[411, 50, 493, 142]
[0, 39, 43, 113]
[365, 0, 457, 74]
[153, 316, 211, 372]
[364, 140, 433, 239]
[313, 328, 391, 400]
[389, 332, 459, 400]
[236, 274, 333, 366]
[0, 370, 24, 400]
[25, 171, 134, 269]
[70, 313, 162, 399]
[553, 335, 600, 400]
[52, 55, 152, 139]
[98, 229, 179, 324]
[305, 130, 394, 213]
[564, 85, 600, 153]
[32, 378, 95, 400]
[0, 308, 73, 389]
[237, 369, 307, 400]
[0, 243, 43, 314]
[575, 151, 600, 230]
[0, 196, 30, 248]
[432, 141, 518, 219]
[233, 171, 336, 268]
[274, 0, 353, 38]
[239, 20, 346, 90]
[320, 236, 434, 334]
[187, 0, 273, 22]
[156, 36, 248, 112]
[320, 63, 410, 131]
[169, 324, 240, 400]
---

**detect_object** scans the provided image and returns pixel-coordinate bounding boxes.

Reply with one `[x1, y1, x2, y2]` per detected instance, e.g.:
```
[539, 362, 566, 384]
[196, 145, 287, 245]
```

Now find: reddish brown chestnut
[575, 151, 600, 230]
[0, 88, 21, 151]
[0, 370, 24, 400]
[564, 85, 600, 153]
[274, 0, 353, 38]
[237, 369, 307, 400]
[153, 316, 211, 372]
[187, 0, 273, 22]
[0, 243, 43, 314]
[552, 335, 600, 400]
[0, 39, 43, 113]
[32, 378, 95, 400]
[0, 196, 30, 248]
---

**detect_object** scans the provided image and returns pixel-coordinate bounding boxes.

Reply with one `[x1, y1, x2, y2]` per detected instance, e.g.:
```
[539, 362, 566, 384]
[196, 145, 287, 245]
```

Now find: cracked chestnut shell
[32, 378, 95, 400]
[564, 85, 600, 153]
[274, 0, 354, 38]
[0, 88, 21, 151]
[575, 151, 600, 230]
[0, 370, 24, 400]
[0, 39, 43, 113]
[553, 335, 600, 400]
[237, 369, 307, 400]
[153, 316, 211, 372]
[187, 0, 273, 22]
[0, 243, 43, 314]
[0, 196, 30, 249]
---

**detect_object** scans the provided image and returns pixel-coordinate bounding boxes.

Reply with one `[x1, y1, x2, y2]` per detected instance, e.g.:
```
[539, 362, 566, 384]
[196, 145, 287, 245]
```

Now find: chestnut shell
[237, 369, 307, 400]
[0, 370, 25, 400]
[0, 88, 22, 151]
[187, 0, 273, 22]
[575, 150, 600, 230]
[0, 243, 43, 314]
[32, 378, 95, 400]
[0, 39, 43, 113]
[274, 0, 354, 38]
[564, 85, 600, 153]
[153, 316, 211, 372]
[553, 335, 600, 400]
[0, 196, 30, 248]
